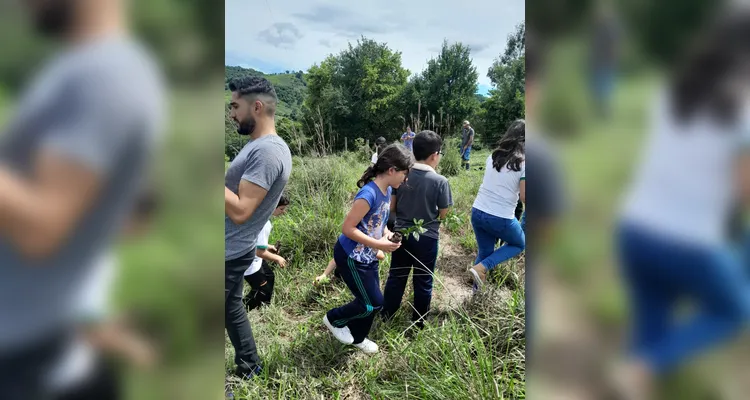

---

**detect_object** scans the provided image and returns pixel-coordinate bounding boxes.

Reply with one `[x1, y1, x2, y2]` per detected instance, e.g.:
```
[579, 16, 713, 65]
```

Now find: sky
[225, 0, 524, 96]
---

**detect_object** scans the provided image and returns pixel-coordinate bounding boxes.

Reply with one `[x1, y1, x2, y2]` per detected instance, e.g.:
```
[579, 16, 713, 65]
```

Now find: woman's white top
[473, 154, 525, 219]
[621, 88, 750, 245]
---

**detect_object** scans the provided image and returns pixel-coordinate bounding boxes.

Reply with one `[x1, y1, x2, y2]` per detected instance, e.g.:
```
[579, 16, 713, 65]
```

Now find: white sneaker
[323, 315, 354, 344]
[353, 338, 379, 354]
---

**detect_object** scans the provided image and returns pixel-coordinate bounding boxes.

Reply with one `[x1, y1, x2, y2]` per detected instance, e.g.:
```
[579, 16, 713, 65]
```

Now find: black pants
[243, 260, 275, 311]
[226, 250, 262, 373]
[0, 332, 69, 400]
[382, 235, 439, 328]
[54, 355, 120, 400]
[326, 242, 384, 344]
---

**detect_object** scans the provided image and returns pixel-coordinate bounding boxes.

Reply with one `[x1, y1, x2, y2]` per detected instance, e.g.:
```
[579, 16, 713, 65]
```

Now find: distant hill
[225, 66, 307, 119]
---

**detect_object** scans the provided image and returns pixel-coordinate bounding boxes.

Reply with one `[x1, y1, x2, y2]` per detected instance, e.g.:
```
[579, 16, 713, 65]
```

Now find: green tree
[303, 37, 409, 149]
[405, 41, 479, 135]
[481, 23, 526, 146]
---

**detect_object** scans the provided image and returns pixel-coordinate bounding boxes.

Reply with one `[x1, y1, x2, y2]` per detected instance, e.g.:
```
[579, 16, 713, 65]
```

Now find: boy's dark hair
[358, 144, 414, 188]
[376, 136, 386, 145]
[227, 76, 278, 116]
[493, 119, 525, 172]
[277, 194, 290, 207]
[413, 130, 442, 161]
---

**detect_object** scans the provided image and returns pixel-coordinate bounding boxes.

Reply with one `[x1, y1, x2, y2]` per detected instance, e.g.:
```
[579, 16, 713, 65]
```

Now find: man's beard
[31, 0, 76, 37]
[236, 116, 256, 136]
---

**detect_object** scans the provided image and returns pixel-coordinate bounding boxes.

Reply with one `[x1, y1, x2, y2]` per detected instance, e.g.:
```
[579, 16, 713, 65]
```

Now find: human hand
[375, 236, 400, 253]
[276, 256, 287, 268]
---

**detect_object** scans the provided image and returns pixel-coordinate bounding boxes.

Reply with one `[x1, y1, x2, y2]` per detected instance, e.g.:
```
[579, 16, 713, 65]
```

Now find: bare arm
[225, 180, 268, 225]
[343, 199, 400, 252]
[257, 248, 286, 266]
[520, 179, 526, 204]
[438, 208, 450, 220]
[0, 153, 103, 260]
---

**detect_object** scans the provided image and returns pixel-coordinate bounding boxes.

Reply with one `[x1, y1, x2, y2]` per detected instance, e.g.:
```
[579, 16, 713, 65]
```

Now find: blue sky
[225, 0, 523, 94]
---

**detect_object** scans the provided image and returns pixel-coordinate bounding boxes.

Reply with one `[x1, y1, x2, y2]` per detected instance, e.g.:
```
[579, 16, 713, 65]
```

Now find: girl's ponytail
[357, 165, 378, 188]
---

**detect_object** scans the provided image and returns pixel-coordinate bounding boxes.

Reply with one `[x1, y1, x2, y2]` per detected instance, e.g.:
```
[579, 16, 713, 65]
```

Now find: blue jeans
[471, 208, 525, 270]
[326, 242, 384, 344]
[617, 221, 750, 374]
[382, 235, 439, 328]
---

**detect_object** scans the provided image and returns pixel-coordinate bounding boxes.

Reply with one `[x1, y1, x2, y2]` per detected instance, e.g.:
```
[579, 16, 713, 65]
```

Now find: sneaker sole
[323, 315, 354, 344]
[468, 269, 484, 289]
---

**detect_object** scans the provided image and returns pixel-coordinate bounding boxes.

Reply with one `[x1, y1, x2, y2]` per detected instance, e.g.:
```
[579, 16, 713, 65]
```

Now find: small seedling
[400, 219, 428, 241]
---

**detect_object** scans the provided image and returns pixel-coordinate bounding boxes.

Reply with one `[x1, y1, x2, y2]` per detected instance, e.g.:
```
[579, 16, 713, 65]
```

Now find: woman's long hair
[671, 9, 750, 125]
[358, 144, 414, 188]
[492, 119, 525, 172]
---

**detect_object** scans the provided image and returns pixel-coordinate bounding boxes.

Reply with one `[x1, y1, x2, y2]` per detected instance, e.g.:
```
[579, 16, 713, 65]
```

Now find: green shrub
[439, 137, 462, 177]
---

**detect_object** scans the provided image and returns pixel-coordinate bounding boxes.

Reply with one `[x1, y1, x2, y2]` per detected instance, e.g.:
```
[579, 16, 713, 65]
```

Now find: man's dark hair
[277, 194, 290, 207]
[227, 76, 278, 116]
[413, 130, 442, 161]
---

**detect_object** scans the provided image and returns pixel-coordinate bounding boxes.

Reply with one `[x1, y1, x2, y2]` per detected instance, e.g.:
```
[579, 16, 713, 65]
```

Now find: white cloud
[225, 0, 524, 87]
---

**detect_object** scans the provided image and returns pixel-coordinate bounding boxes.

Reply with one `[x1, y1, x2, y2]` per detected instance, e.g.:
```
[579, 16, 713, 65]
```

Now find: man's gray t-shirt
[462, 127, 475, 148]
[225, 135, 292, 261]
[393, 165, 453, 240]
[0, 36, 165, 350]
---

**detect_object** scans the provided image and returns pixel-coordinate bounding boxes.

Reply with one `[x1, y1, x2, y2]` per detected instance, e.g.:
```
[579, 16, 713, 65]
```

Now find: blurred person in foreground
[612, 9, 750, 399]
[225, 76, 292, 379]
[50, 189, 160, 399]
[0, 0, 164, 398]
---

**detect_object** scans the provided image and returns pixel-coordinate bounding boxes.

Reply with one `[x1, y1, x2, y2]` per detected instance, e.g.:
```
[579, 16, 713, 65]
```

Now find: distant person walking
[401, 126, 416, 152]
[468, 120, 526, 288]
[372, 136, 387, 165]
[461, 121, 475, 170]
[225, 76, 292, 379]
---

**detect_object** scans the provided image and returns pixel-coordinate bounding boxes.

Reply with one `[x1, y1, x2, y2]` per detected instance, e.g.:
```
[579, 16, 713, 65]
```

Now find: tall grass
[226, 149, 525, 399]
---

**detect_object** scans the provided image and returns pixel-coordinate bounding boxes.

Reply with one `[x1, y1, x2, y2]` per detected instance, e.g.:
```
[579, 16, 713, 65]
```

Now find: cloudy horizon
[225, 0, 524, 96]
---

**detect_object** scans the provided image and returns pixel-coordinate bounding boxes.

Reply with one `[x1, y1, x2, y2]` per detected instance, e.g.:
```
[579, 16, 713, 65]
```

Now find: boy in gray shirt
[224, 76, 292, 378]
[382, 131, 453, 329]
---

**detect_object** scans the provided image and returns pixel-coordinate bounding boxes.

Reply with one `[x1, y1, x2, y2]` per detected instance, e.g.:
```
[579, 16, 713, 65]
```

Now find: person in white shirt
[468, 120, 526, 288]
[612, 10, 750, 399]
[371, 137, 386, 166]
[243, 195, 289, 310]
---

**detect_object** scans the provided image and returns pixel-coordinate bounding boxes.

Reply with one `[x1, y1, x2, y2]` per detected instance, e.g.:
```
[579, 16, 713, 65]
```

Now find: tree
[303, 37, 409, 149]
[405, 40, 479, 135]
[481, 23, 526, 146]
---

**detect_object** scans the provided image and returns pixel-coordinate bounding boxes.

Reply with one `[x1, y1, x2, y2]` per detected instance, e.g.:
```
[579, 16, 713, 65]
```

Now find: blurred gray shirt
[0, 36, 165, 350]
[225, 135, 292, 261]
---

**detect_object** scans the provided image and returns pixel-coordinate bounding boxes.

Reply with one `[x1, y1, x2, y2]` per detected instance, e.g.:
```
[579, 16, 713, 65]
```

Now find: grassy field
[225, 147, 526, 399]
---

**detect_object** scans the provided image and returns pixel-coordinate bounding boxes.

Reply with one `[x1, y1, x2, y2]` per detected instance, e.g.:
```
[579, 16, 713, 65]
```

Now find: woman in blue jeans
[468, 120, 526, 287]
[612, 11, 750, 398]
